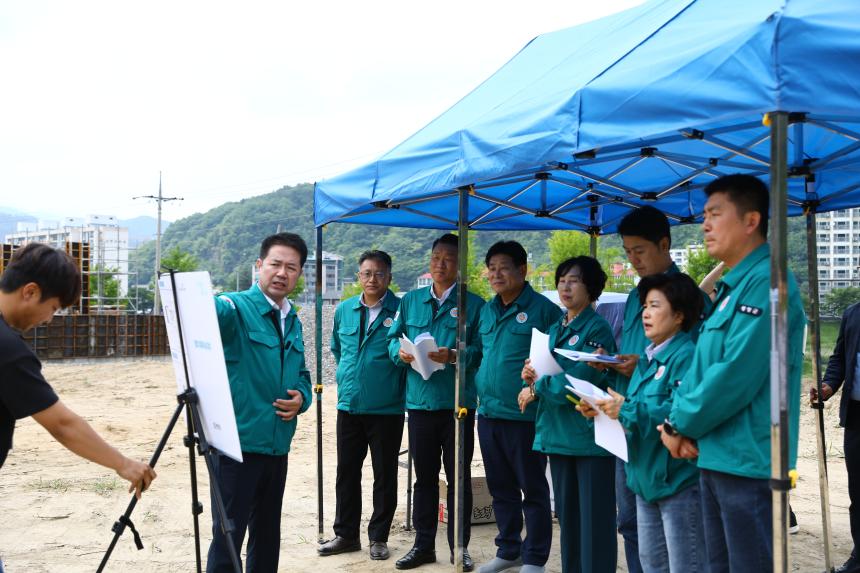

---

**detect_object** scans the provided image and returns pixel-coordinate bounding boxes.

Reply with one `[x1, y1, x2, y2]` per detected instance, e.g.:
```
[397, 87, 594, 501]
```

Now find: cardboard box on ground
[438, 477, 495, 524]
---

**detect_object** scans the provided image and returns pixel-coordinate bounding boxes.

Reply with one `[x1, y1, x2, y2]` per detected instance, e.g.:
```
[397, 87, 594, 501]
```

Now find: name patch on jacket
[738, 304, 763, 317]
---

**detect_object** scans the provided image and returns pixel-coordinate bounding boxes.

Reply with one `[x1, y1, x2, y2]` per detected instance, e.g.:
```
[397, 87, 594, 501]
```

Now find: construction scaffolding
[1, 240, 167, 359]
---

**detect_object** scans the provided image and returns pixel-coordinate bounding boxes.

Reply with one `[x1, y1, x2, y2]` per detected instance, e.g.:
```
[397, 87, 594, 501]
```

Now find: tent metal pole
[589, 203, 598, 258]
[768, 111, 790, 573]
[453, 186, 470, 573]
[805, 205, 835, 572]
[315, 225, 325, 542]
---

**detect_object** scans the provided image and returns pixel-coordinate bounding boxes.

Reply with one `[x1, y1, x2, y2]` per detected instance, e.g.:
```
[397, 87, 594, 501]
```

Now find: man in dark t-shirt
[0, 243, 156, 491]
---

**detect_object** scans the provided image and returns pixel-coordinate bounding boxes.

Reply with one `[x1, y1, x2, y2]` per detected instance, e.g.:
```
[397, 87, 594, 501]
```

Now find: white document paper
[564, 374, 628, 462]
[159, 272, 243, 462]
[401, 332, 445, 381]
[554, 347, 623, 364]
[529, 328, 563, 378]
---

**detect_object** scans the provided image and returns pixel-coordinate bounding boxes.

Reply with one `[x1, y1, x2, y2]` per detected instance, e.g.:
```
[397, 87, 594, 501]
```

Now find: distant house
[669, 244, 705, 272]
[415, 272, 433, 289]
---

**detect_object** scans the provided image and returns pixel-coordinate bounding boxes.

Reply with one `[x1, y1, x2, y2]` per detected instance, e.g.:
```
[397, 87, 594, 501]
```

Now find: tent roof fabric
[314, 0, 860, 232]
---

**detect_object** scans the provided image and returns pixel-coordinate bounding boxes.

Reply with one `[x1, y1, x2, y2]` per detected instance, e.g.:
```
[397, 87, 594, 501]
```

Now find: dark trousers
[206, 452, 289, 573]
[616, 459, 643, 573]
[409, 408, 475, 552]
[699, 469, 772, 573]
[846, 401, 860, 554]
[477, 416, 552, 566]
[333, 410, 405, 542]
[550, 454, 617, 573]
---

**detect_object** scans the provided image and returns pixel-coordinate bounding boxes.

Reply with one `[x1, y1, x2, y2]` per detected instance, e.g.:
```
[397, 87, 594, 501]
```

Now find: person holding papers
[520, 256, 617, 573]
[580, 272, 705, 572]
[662, 175, 806, 573]
[386, 233, 484, 571]
[474, 241, 561, 573]
[209, 232, 313, 573]
[318, 250, 405, 561]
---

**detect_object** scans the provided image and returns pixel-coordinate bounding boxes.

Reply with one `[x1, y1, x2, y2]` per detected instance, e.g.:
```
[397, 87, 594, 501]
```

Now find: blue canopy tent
[313, 0, 860, 570]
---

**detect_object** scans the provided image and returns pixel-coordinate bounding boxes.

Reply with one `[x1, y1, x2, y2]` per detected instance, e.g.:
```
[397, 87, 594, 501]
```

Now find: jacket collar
[716, 243, 768, 294]
[349, 290, 399, 312]
[492, 281, 536, 318]
[249, 283, 298, 320]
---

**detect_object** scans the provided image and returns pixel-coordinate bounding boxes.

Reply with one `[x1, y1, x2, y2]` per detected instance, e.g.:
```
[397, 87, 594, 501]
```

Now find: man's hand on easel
[117, 458, 157, 500]
[273, 389, 304, 422]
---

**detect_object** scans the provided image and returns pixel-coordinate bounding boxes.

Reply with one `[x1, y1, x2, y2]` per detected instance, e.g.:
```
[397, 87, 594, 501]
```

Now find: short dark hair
[259, 232, 308, 266]
[358, 249, 392, 271]
[555, 256, 606, 302]
[431, 233, 459, 251]
[637, 273, 703, 332]
[0, 243, 82, 308]
[704, 174, 769, 238]
[617, 205, 672, 248]
[485, 240, 528, 267]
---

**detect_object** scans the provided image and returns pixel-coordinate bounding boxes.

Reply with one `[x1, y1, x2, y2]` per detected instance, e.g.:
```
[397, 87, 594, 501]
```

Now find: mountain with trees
[129, 183, 816, 301]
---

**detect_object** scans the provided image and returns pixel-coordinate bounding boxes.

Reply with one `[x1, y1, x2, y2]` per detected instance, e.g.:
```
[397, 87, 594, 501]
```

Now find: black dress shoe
[369, 541, 390, 560]
[450, 549, 474, 572]
[395, 547, 436, 570]
[317, 536, 361, 556]
[836, 554, 860, 573]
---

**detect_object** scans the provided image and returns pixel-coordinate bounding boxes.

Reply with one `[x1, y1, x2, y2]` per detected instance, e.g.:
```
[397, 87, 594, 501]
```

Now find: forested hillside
[131, 183, 809, 293]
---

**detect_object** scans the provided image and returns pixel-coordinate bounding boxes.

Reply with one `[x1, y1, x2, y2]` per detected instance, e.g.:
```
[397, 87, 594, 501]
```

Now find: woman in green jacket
[581, 272, 705, 572]
[520, 256, 617, 573]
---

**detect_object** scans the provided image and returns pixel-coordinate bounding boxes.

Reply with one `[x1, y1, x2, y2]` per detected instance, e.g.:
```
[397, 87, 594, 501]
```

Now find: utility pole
[134, 171, 182, 314]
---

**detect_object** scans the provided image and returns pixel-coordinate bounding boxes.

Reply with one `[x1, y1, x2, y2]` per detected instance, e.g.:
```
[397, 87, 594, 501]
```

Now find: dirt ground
[0, 357, 853, 572]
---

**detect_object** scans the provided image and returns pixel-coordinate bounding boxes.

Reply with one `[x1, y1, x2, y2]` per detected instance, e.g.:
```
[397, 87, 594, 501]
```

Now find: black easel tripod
[97, 270, 241, 573]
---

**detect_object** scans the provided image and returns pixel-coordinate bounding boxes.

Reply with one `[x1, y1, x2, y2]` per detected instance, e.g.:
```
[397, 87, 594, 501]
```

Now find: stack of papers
[554, 348, 623, 364]
[401, 333, 445, 381]
[564, 374, 628, 462]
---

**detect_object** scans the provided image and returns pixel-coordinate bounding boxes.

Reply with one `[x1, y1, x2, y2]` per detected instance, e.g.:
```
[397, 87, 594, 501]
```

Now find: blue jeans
[636, 485, 705, 573]
[617, 460, 643, 573]
[699, 469, 772, 573]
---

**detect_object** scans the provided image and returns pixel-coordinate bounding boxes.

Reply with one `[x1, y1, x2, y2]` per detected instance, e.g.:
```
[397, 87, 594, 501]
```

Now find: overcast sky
[0, 0, 642, 222]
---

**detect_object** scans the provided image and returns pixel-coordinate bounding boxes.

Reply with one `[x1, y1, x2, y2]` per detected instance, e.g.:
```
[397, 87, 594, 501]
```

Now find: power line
[134, 172, 183, 314]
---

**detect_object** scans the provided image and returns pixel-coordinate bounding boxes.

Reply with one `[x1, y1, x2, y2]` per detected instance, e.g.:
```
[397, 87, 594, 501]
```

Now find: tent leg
[805, 207, 835, 572]
[453, 186, 471, 572]
[315, 225, 325, 542]
[769, 111, 790, 573]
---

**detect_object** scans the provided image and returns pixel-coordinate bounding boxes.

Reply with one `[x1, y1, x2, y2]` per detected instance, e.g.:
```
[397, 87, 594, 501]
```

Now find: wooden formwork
[27, 314, 169, 360]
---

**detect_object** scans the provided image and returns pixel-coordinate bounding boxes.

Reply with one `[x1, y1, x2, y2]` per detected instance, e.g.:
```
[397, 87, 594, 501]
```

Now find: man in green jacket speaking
[206, 232, 312, 573]
[318, 250, 406, 561]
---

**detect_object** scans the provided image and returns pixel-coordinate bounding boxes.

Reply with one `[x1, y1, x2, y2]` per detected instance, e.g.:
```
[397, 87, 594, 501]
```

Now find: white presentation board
[159, 271, 243, 462]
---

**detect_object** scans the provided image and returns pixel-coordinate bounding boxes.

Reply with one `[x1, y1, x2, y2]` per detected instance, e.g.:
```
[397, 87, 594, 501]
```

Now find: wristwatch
[662, 418, 678, 436]
[449, 348, 457, 364]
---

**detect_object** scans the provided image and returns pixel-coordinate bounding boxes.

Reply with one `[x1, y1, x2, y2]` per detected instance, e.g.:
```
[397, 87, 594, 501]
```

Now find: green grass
[803, 319, 840, 379]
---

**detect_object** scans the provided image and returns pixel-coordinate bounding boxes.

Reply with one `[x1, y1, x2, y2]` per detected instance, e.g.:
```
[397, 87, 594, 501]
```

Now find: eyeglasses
[357, 271, 388, 281]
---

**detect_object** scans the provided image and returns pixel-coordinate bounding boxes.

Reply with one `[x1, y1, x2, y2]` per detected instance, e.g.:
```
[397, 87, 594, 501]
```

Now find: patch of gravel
[296, 303, 338, 386]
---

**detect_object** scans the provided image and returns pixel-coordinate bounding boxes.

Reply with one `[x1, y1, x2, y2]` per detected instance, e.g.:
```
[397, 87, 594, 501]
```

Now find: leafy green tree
[88, 266, 124, 308]
[464, 235, 492, 300]
[685, 247, 720, 284]
[160, 246, 199, 272]
[823, 287, 860, 317]
[127, 284, 154, 313]
[547, 230, 592, 268]
[288, 276, 306, 301]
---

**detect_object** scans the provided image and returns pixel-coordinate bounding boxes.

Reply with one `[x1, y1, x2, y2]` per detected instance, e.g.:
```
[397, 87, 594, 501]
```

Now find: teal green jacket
[214, 285, 312, 455]
[475, 282, 563, 421]
[617, 264, 711, 396]
[619, 332, 698, 503]
[386, 285, 484, 411]
[331, 291, 406, 415]
[533, 305, 617, 457]
[669, 244, 806, 479]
